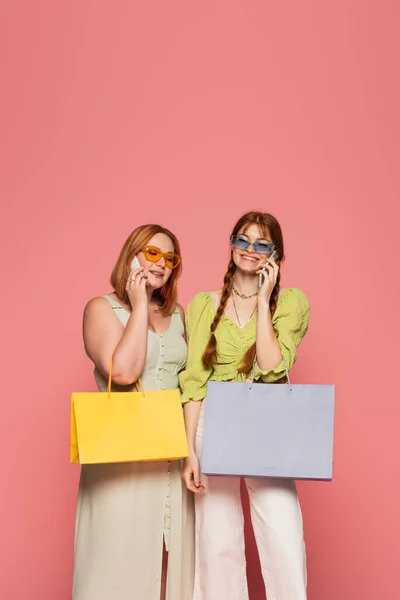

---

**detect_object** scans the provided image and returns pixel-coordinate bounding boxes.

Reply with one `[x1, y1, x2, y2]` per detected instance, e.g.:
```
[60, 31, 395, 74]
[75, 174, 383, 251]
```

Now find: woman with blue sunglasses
[179, 211, 310, 600]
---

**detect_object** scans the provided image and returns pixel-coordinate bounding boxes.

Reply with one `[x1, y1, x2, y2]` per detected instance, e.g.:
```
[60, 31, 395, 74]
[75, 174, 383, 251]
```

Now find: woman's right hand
[125, 268, 148, 310]
[182, 453, 205, 493]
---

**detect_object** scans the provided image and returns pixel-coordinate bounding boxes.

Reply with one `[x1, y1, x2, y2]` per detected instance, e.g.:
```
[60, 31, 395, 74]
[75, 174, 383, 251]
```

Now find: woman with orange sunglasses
[72, 224, 194, 600]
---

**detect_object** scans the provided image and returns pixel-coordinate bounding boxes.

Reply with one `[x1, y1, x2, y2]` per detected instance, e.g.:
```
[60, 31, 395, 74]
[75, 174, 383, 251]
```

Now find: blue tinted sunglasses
[230, 235, 275, 255]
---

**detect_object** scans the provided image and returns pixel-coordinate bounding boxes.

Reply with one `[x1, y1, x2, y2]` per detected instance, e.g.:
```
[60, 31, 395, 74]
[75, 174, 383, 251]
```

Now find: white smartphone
[130, 256, 140, 270]
[258, 250, 277, 287]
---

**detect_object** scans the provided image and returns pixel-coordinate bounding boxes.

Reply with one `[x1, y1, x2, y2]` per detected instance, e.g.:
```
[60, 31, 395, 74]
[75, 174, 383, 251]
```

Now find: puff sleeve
[179, 292, 214, 403]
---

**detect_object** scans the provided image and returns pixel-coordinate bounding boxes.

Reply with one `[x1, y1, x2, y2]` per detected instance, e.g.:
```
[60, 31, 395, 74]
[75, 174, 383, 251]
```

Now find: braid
[238, 268, 281, 376]
[202, 260, 236, 368]
[269, 269, 281, 320]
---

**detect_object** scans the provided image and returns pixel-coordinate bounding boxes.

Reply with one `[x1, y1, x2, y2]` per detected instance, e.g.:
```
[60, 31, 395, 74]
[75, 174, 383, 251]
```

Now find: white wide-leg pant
[194, 403, 307, 600]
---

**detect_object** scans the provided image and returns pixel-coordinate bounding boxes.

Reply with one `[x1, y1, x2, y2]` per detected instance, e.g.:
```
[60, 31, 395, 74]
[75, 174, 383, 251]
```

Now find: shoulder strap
[103, 294, 130, 326]
[103, 294, 123, 310]
[171, 305, 184, 331]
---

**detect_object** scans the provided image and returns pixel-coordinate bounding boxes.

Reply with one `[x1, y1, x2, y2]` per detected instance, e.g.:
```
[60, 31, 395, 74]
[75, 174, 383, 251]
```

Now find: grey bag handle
[250, 355, 292, 391]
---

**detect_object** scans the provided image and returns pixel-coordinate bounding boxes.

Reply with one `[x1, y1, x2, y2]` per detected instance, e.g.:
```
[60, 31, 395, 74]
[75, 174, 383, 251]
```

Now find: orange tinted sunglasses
[141, 245, 181, 269]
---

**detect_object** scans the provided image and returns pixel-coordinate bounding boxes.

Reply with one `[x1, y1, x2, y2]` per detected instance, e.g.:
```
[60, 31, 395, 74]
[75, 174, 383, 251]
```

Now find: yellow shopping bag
[70, 362, 188, 464]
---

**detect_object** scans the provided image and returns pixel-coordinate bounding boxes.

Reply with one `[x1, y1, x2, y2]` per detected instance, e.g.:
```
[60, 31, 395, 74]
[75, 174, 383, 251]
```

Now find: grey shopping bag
[201, 372, 335, 480]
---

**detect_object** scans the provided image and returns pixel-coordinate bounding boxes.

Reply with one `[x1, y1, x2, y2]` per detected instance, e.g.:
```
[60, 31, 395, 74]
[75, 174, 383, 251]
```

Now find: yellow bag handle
[107, 360, 146, 397]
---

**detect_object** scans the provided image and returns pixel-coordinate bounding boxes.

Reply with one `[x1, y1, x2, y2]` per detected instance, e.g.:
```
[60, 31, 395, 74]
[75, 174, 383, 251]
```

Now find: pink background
[1, 1, 399, 598]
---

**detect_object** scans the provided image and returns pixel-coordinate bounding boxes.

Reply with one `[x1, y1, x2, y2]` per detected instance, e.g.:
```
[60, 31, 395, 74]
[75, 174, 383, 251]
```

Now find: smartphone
[130, 256, 140, 270]
[258, 251, 277, 287]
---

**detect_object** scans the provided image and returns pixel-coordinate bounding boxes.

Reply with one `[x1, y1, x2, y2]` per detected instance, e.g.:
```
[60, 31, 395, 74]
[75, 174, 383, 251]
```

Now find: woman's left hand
[256, 257, 279, 305]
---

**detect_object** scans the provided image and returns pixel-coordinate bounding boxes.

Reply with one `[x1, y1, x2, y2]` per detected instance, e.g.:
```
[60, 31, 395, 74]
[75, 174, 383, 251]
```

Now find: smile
[240, 254, 259, 263]
[150, 270, 164, 278]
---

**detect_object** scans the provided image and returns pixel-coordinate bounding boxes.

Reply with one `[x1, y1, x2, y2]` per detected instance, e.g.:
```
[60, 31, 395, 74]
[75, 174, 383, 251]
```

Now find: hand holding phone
[258, 251, 277, 288]
[126, 255, 149, 308]
[128, 255, 147, 287]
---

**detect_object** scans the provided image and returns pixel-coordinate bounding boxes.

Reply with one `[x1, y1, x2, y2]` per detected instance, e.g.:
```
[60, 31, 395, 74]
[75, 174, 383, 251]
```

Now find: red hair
[110, 224, 182, 315]
[202, 211, 285, 374]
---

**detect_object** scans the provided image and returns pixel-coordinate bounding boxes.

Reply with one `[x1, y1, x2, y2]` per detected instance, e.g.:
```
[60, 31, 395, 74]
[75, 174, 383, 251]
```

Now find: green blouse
[179, 287, 310, 404]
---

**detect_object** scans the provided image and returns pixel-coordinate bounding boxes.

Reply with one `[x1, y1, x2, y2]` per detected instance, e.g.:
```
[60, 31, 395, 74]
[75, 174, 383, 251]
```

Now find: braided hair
[202, 259, 236, 368]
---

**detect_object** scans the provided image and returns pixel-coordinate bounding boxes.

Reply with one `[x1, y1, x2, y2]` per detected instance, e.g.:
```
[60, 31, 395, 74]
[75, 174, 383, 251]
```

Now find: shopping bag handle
[107, 360, 146, 397]
[250, 355, 292, 391]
